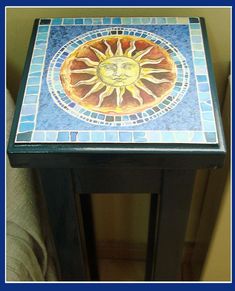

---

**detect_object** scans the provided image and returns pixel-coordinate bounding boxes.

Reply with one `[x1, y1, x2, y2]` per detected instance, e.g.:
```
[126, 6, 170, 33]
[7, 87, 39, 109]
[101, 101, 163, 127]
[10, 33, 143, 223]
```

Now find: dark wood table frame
[7, 18, 226, 281]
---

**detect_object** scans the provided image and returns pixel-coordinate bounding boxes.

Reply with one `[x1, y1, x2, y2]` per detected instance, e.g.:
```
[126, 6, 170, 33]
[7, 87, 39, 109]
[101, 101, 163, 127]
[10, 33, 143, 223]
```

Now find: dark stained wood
[38, 169, 89, 281]
[79, 193, 99, 281]
[150, 170, 196, 281]
[145, 193, 159, 280]
[74, 168, 161, 193]
[8, 149, 225, 170]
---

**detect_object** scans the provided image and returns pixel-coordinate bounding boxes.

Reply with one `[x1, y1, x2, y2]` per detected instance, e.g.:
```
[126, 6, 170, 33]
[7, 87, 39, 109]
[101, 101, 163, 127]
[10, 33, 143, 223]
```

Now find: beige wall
[7, 8, 231, 274]
[201, 174, 230, 281]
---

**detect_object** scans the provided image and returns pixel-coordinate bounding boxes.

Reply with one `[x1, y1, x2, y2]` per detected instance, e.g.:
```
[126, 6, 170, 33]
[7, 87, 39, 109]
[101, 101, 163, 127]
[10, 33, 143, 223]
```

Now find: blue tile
[205, 132, 217, 142]
[133, 132, 147, 142]
[112, 17, 121, 24]
[200, 103, 212, 111]
[197, 75, 207, 82]
[198, 83, 209, 92]
[84, 18, 92, 24]
[24, 95, 37, 103]
[105, 132, 119, 142]
[122, 18, 131, 25]
[175, 132, 189, 142]
[132, 18, 141, 24]
[27, 77, 40, 85]
[148, 132, 161, 142]
[167, 17, 177, 24]
[194, 58, 206, 66]
[119, 132, 132, 142]
[191, 132, 205, 143]
[78, 132, 90, 142]
[193, 51, 204, 58]
[38, 26, 49, 32]
[157, 17, 166, 24]
[46, 132, 57, 141]
[199, 92, 210, 101]
[75, 18, 83, 24]
[103, 17, 111, 24]
[16, 131, 32, 142]
[19, 122, 34, 132]
[35, 43, 46, 50]
[141, 17, 151, 24]
[57, 132, 69, 141]
[30, 64, 43, 73]
[33, 49, 45, 57]
[91, 132, 105, 142]
[26, 86, 39, 95]
[21, 115, 35, 122]
[202, 112, 214, 121]
[92, 18, 102, 24]
[63, 18, 74, 25]
[195, 66, 207, 74]
[21, 104, 37, 115]
[204, 121, 216, 131]
[161, 132, 175, 143]
[31, 56, 44, 64]
[37, 33, 48, 41]
[32, 131, 45, 141]
[52, 18, 62, 25]
[70, 132, 78, 141]
[190, 23, 200, 29]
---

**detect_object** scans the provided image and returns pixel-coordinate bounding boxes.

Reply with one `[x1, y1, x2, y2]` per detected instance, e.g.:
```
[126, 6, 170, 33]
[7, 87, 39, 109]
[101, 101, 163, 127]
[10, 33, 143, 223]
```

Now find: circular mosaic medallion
[47, 27, 189, 126]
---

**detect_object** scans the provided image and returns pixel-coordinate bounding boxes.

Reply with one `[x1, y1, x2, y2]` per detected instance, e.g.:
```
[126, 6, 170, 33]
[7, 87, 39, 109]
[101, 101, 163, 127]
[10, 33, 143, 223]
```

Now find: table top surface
[11, 17, 223, 147]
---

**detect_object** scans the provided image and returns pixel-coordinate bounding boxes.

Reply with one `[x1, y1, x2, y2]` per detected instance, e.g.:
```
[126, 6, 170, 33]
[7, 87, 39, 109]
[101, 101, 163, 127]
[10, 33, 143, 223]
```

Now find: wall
[201, 174, 230, 281]
[7, 7, 231, 274]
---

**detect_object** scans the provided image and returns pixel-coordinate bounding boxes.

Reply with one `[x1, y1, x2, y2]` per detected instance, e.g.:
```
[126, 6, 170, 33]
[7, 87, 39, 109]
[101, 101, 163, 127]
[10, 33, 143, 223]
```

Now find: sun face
[60, 36, 177, 115]
[98, 56, 140, 87]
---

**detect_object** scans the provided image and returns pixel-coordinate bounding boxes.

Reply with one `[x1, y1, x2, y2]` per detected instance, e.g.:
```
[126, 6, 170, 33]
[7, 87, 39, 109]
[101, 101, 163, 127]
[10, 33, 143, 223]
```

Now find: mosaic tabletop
[15, 17, 218, 144]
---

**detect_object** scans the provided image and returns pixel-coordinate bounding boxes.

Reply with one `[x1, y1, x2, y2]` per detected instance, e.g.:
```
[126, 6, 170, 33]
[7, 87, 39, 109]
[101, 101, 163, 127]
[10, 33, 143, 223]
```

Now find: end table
[8, 17, 226, 281]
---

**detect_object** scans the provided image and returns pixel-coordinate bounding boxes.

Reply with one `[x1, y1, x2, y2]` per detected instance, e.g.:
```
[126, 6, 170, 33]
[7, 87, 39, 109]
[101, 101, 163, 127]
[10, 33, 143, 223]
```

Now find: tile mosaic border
[15, 17, 218, 144]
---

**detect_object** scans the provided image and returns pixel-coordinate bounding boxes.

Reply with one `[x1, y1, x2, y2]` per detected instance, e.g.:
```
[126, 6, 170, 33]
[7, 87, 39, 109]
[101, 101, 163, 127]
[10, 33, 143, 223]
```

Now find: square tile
[15, 17, 218, 144]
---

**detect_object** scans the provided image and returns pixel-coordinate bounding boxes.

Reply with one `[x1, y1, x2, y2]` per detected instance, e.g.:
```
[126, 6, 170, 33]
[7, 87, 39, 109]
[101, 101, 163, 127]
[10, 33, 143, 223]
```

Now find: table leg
[146, 169, 196, 281]
[79, 193, 99, 281]
[145, 193, 159, 280]
[39, 169, 89, 281]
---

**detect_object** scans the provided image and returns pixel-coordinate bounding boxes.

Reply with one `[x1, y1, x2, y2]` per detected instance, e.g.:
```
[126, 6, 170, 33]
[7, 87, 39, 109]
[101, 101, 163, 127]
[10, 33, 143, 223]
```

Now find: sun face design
[60, 36, 177, 115]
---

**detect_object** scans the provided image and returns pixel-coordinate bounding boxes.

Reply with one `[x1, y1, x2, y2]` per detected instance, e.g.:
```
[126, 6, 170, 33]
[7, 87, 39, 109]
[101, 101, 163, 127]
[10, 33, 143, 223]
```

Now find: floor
[99, 259, 145, 281]
[97, 243, 194, 281]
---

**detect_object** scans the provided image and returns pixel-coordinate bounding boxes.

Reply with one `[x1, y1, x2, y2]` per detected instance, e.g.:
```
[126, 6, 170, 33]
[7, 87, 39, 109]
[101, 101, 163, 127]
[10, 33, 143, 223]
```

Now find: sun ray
[135, 80, 159, 99]
[141, 75, 172, 84]
[82, 81, 105, 99]
[116, 87, 126, 105]
[75, 57, 99, 67]
[133, 46, 153, 61]
[124, 40, 136, 58]
[104, 40, 113, 58]
[70, 68, 97, 75]
[115, 38, 123, 57]
[126, 85, 143, 105]
[140, 57, 165, 66]
[70, 76, 98, 87]
[90, 46, 107, 61]
[141, 68, 171, 75]
[96, 86, 114, 107]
